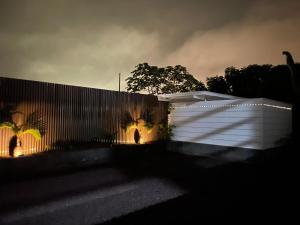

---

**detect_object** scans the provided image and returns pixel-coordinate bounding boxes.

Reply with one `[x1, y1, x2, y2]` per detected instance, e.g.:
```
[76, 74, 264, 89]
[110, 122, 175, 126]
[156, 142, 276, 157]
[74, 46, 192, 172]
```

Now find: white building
[158, 91, 292, 161]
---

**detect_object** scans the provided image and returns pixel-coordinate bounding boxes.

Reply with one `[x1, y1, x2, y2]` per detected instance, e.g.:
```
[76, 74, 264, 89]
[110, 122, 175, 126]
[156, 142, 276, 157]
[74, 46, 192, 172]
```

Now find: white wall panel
[170, 98, 292, 150]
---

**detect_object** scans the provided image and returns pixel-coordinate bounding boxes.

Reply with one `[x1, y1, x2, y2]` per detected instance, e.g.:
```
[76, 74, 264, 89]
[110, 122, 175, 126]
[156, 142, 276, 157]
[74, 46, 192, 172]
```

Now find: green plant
[167, 103, 175, 114]
[0, 121, 42, 140]
[140, 108, 155, 133]
[158, 123, 175, 141]
[120, 111, 137, 133]
[0, 110, 46, 156]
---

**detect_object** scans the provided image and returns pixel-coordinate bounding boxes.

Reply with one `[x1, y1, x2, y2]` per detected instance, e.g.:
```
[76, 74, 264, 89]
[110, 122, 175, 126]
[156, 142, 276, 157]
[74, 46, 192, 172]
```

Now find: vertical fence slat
[0, 77, 168, 157]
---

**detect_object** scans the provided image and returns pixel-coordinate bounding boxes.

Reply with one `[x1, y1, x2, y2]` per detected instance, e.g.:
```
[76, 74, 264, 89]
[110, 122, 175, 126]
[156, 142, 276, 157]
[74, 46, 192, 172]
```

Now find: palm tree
[120, 109, 155, 144]
[0, 108, 45, 157]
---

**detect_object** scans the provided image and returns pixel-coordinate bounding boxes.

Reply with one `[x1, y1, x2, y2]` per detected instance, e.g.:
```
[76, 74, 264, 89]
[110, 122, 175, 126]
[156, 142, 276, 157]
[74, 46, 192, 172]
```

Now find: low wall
[0, 143, 167, 179]
[0, 148, 113, 178]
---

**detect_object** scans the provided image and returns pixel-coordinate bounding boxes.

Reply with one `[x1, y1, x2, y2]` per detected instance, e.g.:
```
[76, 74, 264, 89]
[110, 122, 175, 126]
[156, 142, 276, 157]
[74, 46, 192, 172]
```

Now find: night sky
[0, 0, 299, 90]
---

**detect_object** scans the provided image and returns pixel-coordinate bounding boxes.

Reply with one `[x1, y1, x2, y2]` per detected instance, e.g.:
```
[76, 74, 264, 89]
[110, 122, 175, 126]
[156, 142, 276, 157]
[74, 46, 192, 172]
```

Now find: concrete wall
[170, 98, 292, 150]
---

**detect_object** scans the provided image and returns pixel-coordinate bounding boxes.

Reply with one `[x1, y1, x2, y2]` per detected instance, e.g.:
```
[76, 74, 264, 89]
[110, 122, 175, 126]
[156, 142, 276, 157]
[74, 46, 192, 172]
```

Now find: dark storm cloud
[0, 0, 299, 89]
[0, 0, 250, 32]
[167, 0, 300, 80]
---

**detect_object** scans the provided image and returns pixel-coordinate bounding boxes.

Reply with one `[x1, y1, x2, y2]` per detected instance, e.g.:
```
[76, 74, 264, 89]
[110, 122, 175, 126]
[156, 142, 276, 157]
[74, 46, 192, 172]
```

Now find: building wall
[262, 99, 292, 149]
[170, 98, 292, 150]
[0, 77, 168, 157]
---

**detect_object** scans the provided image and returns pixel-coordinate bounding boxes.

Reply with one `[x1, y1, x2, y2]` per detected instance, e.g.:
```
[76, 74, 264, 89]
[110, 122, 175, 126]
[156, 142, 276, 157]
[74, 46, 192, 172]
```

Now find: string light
[263, 104, 292, 110]
[173, 103, 292, 110]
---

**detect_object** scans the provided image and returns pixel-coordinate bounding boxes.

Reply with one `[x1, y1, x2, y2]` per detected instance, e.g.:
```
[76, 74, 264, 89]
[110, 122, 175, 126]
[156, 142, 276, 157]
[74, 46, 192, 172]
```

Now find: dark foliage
[126, 63, 206, 94]
[207, 64, 295, 103]
[0, 103, 18, 123]
[120, 111, 135, 130]
[23, 111, 47, 136]
[140, 108, 155, 130]
[206, 75, 229, 94]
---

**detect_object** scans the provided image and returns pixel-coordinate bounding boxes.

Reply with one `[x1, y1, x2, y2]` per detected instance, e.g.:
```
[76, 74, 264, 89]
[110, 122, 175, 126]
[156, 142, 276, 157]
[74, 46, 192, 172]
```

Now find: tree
[126, 63, 165, 94]
[206, 75, 229, 94]
[162, 65, 206, 94]
[224, 66, 243, 96]
[126, 63, 206, 94]
[224, 64, 293, 102]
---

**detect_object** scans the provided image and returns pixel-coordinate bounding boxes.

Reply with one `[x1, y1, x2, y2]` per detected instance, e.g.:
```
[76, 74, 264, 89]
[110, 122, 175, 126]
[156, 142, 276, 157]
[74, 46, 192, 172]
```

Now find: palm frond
[0, 121, 15, 129]
[0, 121, 19, 135]
[125, 123, 138, 133]
[140, 108, 155, 130]
[23, 111, 46, 136]
[21, 129, 42, 141]
[121, 111, 135, 130]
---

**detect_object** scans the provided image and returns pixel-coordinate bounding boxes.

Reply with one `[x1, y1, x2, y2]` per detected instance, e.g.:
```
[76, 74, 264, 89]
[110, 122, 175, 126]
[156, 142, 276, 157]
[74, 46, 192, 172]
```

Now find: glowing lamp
[139, 137, 144, 144]
[13, 138, 23, 157]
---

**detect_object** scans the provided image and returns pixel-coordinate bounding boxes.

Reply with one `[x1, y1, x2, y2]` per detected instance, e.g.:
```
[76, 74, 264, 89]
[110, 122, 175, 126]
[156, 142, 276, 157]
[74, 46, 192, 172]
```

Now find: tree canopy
[126, 62, 295, 103]
[206, 64, 294, 103]
[126, 63, 206, 95]
[206, 75, 229, 94]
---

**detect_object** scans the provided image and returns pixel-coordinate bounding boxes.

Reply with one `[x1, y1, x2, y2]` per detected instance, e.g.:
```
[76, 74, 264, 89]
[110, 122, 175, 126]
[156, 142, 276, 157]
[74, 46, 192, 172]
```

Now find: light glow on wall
[0, 78, 168, 157]
[124, 119, 157, 144]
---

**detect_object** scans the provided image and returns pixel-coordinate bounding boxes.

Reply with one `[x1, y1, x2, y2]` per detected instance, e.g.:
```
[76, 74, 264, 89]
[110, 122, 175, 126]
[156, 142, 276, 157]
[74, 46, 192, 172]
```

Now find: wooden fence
[0, 77, 168, 157]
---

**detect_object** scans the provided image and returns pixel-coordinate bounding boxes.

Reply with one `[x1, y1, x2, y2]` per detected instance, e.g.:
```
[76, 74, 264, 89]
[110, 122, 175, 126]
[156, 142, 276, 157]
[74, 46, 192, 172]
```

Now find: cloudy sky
[1, 0, 299, 91]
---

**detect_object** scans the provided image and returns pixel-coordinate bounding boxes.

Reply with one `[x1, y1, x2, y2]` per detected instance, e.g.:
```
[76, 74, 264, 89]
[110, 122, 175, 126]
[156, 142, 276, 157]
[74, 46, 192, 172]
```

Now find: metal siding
[0, 77, 168, 157]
